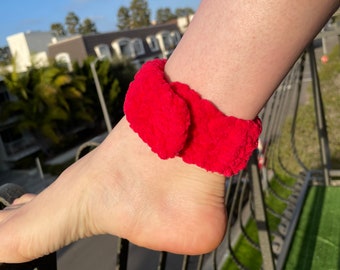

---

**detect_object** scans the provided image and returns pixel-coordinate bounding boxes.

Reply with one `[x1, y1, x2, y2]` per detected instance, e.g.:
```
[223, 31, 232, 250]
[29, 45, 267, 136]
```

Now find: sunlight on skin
[0, 0, 339, 263]
[0, 117, 227, 262]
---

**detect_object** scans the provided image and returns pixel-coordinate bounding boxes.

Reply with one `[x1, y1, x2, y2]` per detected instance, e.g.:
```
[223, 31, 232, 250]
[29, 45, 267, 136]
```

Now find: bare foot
[0, 117, 227, 263]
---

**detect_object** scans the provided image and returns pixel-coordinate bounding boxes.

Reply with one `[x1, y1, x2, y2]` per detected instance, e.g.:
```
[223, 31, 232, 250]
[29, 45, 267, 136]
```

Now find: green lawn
[284, 186, 340, 270]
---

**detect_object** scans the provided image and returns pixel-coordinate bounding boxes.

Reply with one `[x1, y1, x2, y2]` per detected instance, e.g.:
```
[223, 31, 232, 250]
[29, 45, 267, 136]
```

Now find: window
[146, 36, 160, 52]
[55, 53, 73, 71]
[171, 31, 182, 46]
[120, 40, 133, 57]
[162, 33, 172, 50]
[112, 38, 134, 58]
[131, 39, 145, 56]
[94, 44, 112, 61]
[156, 31, 173, 51]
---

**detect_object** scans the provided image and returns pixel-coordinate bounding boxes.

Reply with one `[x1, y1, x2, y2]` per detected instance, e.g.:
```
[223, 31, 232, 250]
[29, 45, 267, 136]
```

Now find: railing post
[248, 151, 276, 270]
[115, 238, 129, 270]
[90, 59, 113, 133]
[307, 43, 332, 185]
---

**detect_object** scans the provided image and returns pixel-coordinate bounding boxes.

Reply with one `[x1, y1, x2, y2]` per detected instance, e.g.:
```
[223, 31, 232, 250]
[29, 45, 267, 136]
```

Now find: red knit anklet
[124, 59, 262, 176]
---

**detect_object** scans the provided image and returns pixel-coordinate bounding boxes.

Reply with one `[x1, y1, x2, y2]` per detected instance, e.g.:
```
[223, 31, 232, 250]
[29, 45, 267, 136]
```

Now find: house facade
[48, 22, 183, 69]
[6, 31, 53, 73]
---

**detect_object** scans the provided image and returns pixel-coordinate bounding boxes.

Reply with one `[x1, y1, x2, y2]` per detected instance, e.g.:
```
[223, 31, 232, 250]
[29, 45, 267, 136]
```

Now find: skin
[0, 0, 339, 263]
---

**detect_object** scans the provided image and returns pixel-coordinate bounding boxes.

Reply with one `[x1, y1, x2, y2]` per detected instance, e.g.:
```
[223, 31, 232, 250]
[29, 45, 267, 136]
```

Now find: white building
[6, 31, 53, 72]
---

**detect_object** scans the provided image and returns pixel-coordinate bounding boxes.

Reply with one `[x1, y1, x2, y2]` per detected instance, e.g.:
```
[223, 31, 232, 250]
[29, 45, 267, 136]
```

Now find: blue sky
[0, 0, 201, 47]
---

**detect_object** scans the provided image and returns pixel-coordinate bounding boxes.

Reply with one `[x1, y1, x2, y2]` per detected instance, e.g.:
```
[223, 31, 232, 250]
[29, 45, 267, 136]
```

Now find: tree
[117, 6, 131, 30]
[73, 57, 136, 127]
[0, 63, 92, 150]
[51, 13, 97, 36]
[50, 23, 66, 37]
[78, 18, 97, 35]
[1, 53, 136, 153]
[129, 0, 151, 29]
[156, 8, 176, 24]
[65, 12, 80, 35]
[175, 8, 195, 18]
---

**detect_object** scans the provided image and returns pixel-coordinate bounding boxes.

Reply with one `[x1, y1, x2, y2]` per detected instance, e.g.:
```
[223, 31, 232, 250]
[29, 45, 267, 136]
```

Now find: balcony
[1, 20, 340, 270]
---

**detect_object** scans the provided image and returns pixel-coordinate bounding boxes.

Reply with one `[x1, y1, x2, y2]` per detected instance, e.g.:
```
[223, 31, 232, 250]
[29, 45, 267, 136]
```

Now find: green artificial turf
[284, 186, 340, 270]
[221, 219, 262, 270]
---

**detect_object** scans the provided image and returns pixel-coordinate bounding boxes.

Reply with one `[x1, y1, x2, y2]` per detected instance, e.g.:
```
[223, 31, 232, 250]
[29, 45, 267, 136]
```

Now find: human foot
[0, 117, 227, 263]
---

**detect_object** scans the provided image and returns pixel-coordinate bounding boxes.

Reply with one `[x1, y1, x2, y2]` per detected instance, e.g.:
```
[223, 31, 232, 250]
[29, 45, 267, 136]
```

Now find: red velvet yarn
[124, 59, 190, 159]
[124, 59, 262, 176]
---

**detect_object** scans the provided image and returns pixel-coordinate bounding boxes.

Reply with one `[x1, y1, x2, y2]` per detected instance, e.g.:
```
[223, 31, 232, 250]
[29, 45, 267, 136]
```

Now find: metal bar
[35, 157, 44, 180]
[196, 254, 204, 270]
[315, 28, 340, 39]
[248, 151, 276, 270]
[238, 180, 260, 251]
[115, 238, 129, 270]
[307, 44, 332, 185]
[90, 60, 113, 133]
[226, 174, 248, 270]
[275, 172, 312, 270]
[0, 253, 57, 270]
[157, 251, 167, 270]
[289, 53, 309, 171]
[181, 255, 189, 270]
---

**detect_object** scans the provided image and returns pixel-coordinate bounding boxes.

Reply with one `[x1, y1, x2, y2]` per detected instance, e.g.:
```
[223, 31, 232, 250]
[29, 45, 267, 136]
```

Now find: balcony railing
[1, 19, 340, 270]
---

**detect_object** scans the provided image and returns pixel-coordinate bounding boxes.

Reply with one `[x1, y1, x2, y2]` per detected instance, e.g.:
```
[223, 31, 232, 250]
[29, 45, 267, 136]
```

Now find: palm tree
[1, 63, 92, 152]
[74, 57, 136, 127]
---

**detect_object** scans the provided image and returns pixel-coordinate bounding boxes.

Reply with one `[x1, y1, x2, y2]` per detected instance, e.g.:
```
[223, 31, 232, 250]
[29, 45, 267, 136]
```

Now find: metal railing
[75, 41, 333, 269]
[3, 20, 340, 270]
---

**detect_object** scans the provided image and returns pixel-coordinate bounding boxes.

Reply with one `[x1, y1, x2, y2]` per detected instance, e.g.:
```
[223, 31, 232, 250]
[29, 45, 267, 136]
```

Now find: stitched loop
[124, 60, 190, 159]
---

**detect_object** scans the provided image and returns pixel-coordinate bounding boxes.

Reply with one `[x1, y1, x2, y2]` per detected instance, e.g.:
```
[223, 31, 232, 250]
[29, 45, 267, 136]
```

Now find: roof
[48, 22, 181, 63]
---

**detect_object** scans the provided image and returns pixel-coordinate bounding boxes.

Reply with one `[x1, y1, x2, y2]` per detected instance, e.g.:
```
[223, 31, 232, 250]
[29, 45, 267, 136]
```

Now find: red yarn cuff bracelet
[124, 59, 262, 176]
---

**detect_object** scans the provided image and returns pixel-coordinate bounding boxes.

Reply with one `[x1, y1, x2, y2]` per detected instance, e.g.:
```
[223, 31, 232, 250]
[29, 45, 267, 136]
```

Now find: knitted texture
[124, 60, 190, 159]
[124, 59, 262, 176]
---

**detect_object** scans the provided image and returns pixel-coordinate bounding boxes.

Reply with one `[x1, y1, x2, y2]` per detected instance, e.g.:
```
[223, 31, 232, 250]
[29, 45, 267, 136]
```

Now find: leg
[0, 0, 338, 263]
